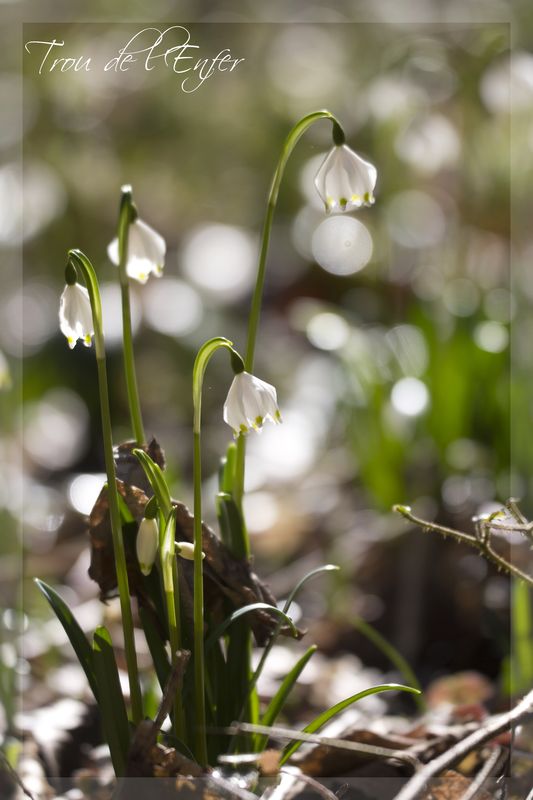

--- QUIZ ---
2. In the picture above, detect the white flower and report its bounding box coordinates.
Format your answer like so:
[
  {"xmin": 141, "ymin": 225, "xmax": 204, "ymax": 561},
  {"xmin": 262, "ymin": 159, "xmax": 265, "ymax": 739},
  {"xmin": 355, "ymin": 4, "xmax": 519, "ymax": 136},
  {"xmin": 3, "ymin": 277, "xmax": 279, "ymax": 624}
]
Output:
[
  {"xmin": 223, "ymin": 371, "xmax": 282, "ymax": 437},
  {"xmin": 176, "ymin": 541, "xmax": 205, "ymax": 561},
  {"xmin": 59, "ymin": 283, "xmax": 94, "ymax": 349},
  {"xmin": 314, "ymin": 144, "xmax": 377, "ymax": 213},
  {"xmin": 108, "ymin": 219, "xmax": 166, "ymax": 284},
  {"xmin": 136, "ymin": 517, "xmax": 159, "ymax": 576}
]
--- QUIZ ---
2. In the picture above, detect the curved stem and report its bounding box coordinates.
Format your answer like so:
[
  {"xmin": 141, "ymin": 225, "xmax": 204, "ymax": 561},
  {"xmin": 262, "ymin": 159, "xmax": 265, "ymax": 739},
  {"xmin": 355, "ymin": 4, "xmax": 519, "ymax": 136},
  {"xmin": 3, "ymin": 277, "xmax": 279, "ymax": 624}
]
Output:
[
  {"xmin": 117, "ymin": 186, "xmax": 145, "ymax": 445},
  {"xmin": 69, "ymin": 248, "xmax": 143, "ymax": 726},
  {"xmin": 234, "ymin": 110, "xmax": 343, "ymax": 514},
  {"xmin": 192, "ymin": 336, "xmax": 240, "ymax": 765}
]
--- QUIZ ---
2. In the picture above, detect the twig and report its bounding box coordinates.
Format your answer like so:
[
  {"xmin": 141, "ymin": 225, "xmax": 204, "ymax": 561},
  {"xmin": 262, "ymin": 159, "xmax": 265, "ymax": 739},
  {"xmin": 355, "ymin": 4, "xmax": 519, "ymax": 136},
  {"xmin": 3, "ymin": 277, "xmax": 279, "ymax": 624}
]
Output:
[
  {"xmin": 228, "ymin": 721, "xmax": 420, "ymax": 771},
  {"xmin": 280, "ymin": 766, "xmax": 339, "ymax": 799},
  {"xmin": 123, "ymin": 650, "xmax": 201, "ymax": 783},
  {"xmin": 0, "ymin": 750, "xmax": 37, "ymax": 800},
  {"xmin": 393, "ymin": 688, "xmax": 533, "ymax": 800},
  {"xmin": 459, "ymin": 745, "xmax": 502, "ymax": 800},
  {"xmin": 153, "ymin": 649, "xmax": 190, "ymax": 733},
  {"xmin": 393, "ymin": 505, "xmax": 533, "ymax": 588}
]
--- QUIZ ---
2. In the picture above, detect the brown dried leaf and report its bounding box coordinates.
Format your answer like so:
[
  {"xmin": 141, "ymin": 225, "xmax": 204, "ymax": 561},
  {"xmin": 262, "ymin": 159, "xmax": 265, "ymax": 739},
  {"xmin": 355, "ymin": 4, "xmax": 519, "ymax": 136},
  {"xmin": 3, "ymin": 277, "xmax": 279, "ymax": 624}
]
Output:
[
  {"xmin": 296, "ymin": 729, "xmax": 414, "ymax": 777},
  {"xmin": 114, "ymin": 437, "xmax": 166, "ymax": 493},
  {"xmin": 88, "ymin": 479, "xmax": 148, "ymax": 597},
  {"xmin": 420, "ymin": 770, "xmax": 492, "ymax": 800},
  {"xmin": 86, "ymin": 440, "xmax": 301, "ymax": 645}
]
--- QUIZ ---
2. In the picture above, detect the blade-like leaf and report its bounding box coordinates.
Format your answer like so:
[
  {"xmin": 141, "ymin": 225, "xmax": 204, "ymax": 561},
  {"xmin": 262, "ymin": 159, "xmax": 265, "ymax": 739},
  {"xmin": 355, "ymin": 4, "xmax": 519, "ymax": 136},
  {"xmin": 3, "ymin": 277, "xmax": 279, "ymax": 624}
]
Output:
[
  {"xmin": 240, "ymin": 564, "xmax": 340, "ymax": 740},
  {"xmin": 255, "ymin": 645, "xmax": 317, "ymax": 751},
  {"xmin": 282, "ymin": 564, "xmax": 339, "ymax": 614},
  {"xmin": 133, "ymin": 449, "xmax": 172, "ymax": 518},
  {"xmin": 351, "ymin": 616, "xmax": 424, "ymax": 710},
  {"xmin": 92, "ymin": 626, "xmax": 131, "ymax": 777},
  {"xmin": 261, "ymin": 646, "xmax": 317, "ymax": 729},
  {"xmin": 139, "ymin": 607, "xmax": 171, "ymax": 694},
  {"xmin": 280, "ymin": 683, "xmax": 421, "ymax": 764},
  {"xmin": 34, "ymin": 578, "xmax": 98, "ymax": 702},
  {"xmin": 205, "ymin": 603, "xmax": 298, "ymax": 654},
  {"xmin": 216, "ymin": 492, "xmax": 246, "ymax": 557}
]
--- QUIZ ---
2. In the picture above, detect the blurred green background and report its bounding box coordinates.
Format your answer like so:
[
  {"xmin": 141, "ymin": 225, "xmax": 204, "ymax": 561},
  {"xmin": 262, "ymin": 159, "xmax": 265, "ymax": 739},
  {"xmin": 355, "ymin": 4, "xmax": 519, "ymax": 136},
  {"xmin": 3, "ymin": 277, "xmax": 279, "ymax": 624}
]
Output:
[{"xmin": 2, "ymin": 10, "xmax": 532, "ymax": 732}]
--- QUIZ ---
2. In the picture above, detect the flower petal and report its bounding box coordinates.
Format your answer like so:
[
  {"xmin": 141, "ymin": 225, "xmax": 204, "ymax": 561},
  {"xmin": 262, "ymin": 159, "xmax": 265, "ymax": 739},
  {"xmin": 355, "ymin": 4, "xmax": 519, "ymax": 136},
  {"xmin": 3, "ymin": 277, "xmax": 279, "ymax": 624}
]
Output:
[{"xmin": 315, "ymin": 144, "xmax": 377, "ymax": 214}]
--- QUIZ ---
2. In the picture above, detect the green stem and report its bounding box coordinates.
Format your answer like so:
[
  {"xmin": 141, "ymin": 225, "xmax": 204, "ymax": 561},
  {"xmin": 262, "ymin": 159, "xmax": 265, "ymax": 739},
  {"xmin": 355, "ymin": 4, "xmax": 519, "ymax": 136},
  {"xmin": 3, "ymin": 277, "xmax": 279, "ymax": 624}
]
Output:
[
  {"xmin": 69, "ymin": 248, "xmax": 143, "ymax": 725},
  {"xmin": 117, "ymin": 186, "xmax": 145, "ymax": 445},
  {"xmin": 192, "ymin": 336, "xmax": 241, "ymax": 765},
  {"xmin": 235, "ymin": 110, "xmax": 343, "ymax": 513},
  {"xmin": 161, "ymin": 508, "xmax": 185, "ymax": 739}
]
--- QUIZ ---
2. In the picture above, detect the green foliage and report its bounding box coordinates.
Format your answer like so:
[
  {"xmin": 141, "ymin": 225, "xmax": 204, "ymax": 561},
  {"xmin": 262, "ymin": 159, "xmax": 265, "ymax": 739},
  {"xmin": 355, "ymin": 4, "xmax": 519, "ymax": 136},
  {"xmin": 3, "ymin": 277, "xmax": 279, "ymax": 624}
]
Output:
[
  {"xmin": 280, "ymin": 684, "xmax": 422, "ymax": 764},
  {"xmin": 92, "ymin": 626, "xmax": 131, "ymax": 776}
]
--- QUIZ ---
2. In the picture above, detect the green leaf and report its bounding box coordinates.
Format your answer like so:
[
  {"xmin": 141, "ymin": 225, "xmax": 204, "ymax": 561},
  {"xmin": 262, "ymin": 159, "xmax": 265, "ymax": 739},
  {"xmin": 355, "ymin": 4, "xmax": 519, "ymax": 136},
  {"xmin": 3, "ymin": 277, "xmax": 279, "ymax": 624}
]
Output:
[
  {"xmin": 138, "ymin": 607, "xmax": 171, "ymax": 694},
  {"xmin": 261, "ymin": 646, "xmax": 317, "ymax": 729},
  {"xmin": 351, "ymin": 616, "xmax": 425, "ymax": 711},
  {"xmin": 282, "ymin": 564, "xmax": 339, "ymax": 614},
  {"xmin": 256, "ymin": 645, "xmax": 317, "ymax": 750},
  {"xmin": 512, "ymin": 580, "xmax": 533, "ymax": 690},
  {"xmin": 241, "ymin": 564, "xmax": 339, "ymax": 740},
  {"xmin": 116, "ymin": 490, "xmax": 135, "ymax": 524},
  {"xmin": 92, "ymin": 626, "xmax": 131, "ymax": 776},
  {"xmin": 280, "ymin": 683, "xmax": 421, "ymax": 765},
  {"xmin": 133, "ymin": 449, "xmax": 172, "ymax": 518},
  {"xmin": 205, "ymin": 603, "xmax": 298, "ymax": 654},
  {"xmin": 34, "ymin": 579, "xmax": 98, "ymax": 702},
  {"xmin": 216, "ymin": 492, "xmax": 246, "ymax": 557},
  {"xmin": 219, "ymin": 442, "xmax": 237, "ymax": 495}
]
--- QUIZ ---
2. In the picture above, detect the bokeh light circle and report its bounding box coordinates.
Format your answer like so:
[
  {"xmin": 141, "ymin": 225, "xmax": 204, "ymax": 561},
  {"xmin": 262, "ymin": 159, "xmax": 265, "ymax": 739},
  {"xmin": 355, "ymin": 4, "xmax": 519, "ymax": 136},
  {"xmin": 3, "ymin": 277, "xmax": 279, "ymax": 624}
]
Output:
[{"xmin": 312, "ymin": 216, "xmax": 373, "ymax": 276}]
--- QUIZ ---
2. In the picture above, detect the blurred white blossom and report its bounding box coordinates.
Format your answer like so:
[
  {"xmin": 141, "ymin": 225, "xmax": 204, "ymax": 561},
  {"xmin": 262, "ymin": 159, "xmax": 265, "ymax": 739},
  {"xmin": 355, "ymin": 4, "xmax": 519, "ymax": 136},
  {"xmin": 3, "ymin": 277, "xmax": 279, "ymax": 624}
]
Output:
[{"xmin": 108, "ymin": 218, "xmax": 166, "ymax": 284}]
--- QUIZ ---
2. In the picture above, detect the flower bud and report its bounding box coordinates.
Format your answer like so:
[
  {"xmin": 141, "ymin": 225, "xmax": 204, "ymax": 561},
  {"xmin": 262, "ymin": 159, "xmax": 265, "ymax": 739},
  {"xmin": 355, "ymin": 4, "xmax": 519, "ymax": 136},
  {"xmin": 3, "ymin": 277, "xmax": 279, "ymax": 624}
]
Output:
[
  {"xmin": 176, "ymin": 541, "xmax": 204, "ymax": 561},
  {"xmin": 136, "ymin": 517, "xmax": 159, "ymax": 576}
]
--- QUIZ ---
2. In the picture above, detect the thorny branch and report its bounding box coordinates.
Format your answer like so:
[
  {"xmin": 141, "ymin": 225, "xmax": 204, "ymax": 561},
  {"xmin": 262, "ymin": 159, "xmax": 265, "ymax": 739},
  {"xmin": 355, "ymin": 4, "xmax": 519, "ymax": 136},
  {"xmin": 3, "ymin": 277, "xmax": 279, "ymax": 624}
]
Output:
[
  {"xmin": 458, "ymin": 745, "xmax": 503, "ymax": 800},
  {"xmin": 393, "ymin": 687, "xmax": 533, "ymax": 800},
  {"xmin": 393, "ymin": 499, "xmax": 533, "ymax": 588}
]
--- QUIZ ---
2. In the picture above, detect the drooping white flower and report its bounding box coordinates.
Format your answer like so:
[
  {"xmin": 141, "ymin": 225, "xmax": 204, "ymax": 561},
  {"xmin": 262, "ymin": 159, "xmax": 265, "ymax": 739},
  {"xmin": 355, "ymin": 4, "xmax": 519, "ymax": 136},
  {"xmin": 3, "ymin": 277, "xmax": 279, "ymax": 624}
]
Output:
[
  {"xmin": 223, "ymin": 371, "xmax": 282, "ymax": 437},
  {"xmin": 59, "ymin": 283, "xmax": 94, "ymax": 349},
  {"xmin": 108, "ymin": 219, "xmax": 166, "ymax": 284},
  {"xmin": 314, "ymin": 144, "xmax": 377, "ymax": 214},
  {"xmin": 136, "ymin": 517, "xmax": 159, "ymax": 576},
  {"xmin": 176, "ymin": 541, "xmax": 205, "ymax": 561}
]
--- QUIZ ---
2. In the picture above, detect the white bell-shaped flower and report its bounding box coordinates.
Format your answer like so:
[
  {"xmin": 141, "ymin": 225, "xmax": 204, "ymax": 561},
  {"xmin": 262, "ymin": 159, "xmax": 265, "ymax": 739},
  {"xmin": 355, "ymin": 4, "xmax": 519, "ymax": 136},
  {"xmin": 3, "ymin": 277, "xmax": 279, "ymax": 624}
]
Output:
[
  {"xmin": 59, "ymin": 283, "xmax": 94, "ymax": 349},
  {"xmin": 136, "ymin": 517, "xmax": 159, "ymax": 576},
  {"xmin": 108, "ymin": 219, "xmax": 166, "ymax": 284},
  {"xmin": 223, "ymin": 371, "xmax": 282, "ymax": 437},
  {"xmin": 314, "ymin": 144, "xmax": 377, "ymax": 213}
]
